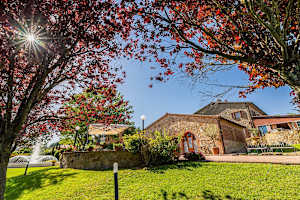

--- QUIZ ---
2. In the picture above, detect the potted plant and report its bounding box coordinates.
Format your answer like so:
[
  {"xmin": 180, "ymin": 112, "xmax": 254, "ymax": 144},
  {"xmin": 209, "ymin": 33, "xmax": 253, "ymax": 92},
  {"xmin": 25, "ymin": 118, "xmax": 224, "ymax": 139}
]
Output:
[{"xmin": 202, "ymin": 125, "xmax": 220, "ymax": 155}]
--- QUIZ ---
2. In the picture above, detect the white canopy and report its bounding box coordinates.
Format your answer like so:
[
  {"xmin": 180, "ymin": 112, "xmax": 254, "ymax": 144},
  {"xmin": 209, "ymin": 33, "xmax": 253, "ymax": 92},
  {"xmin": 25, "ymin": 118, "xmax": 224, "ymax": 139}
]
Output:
[{"xmin": 88, "ymin": 124, "xmax": 131, "ymax": 136}]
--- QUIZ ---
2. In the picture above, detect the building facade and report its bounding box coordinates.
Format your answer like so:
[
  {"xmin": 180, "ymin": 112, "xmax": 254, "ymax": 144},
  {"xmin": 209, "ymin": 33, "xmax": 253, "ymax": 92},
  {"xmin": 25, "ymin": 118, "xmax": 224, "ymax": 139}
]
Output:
[
  {"xmin": 146, "ymin": 113, "xmax": 247, "ymax": 154},
  {"xmin": 195, "ymin": 100, "xmax": 300, "ymax": 136},
  {"xmin": 253, "ymin": 115, "xmax": 300, "ymax": 135},
  {"xmin": 194, "ymin": 101, "xmax": 266, "ymax": 129},
  {"xmin": 146, "ymin": 100, "xmax": 300, "ymax": 155}
]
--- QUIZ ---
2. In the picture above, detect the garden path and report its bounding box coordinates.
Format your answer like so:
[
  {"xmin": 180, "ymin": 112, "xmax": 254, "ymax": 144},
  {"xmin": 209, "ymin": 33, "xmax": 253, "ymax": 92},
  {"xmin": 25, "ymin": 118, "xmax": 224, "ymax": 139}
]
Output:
[{"xmin": 205, "ymin": 155, "xmax": 300, "ymax": 165}]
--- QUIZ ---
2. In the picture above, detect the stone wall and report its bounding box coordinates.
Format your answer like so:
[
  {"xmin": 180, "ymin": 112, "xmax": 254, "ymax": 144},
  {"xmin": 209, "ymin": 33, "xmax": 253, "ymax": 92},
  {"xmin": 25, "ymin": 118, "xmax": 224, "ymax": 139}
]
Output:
[
  {"xmin": 146, "ymin": 113, "xmax": 247, "ymax": 154},
  {"xmin": 263, "ymin": 130, "xmax": 300, "ymax": 145},
  {"xmin": 220, "ymin": 119, "xmax": 247, "ymax": 153},
  {"xmin": 60, "ymin": 151, "xmax": 144, "ymax": 170},
  {"xmin": 219, "ymin": 108, "xmax": 253, "ymax": 128},
  {"xmin": 146, "ymin": 114, "xmax": 223, "ymax": 154},
  {"xmin": 217, "ymin": 104, "xmax": 265, "ymax": 129}
]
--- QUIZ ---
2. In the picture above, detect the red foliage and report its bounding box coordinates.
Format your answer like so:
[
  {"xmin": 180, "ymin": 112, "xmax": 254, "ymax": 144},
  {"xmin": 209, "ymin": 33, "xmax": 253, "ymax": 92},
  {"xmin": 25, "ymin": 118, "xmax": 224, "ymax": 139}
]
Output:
[
  {"xmin": 59, "ymin": 86, "xmax": 133, "ymax": 139},
  {"xmin": 119, "ymin": 0, "xmax": 299, "ymax": 97},
  {"xmin": 0, "ymin": 0, "xmax": 130, "ymax": 145}
]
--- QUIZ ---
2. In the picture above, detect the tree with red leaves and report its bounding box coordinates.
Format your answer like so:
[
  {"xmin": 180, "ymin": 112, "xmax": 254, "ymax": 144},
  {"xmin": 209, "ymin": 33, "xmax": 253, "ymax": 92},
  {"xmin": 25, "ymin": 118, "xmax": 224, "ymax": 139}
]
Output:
[
  {"xmin": 120, "ymin": 0, "xmax": 300, "ymax": 100},
  {"xmin": 0, "ymin": 1, "xmax": 128, "ymax": 198},
  {"xmin": 60, "ymin": 86, "xmax": 133, "ymax": 149}
]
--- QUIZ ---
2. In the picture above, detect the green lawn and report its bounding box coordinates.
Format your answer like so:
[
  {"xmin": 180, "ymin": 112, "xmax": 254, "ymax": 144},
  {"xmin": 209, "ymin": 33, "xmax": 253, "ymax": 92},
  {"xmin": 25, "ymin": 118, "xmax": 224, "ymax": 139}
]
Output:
[{"xmin": 6, "ymin": 162, "xmax": 300, "ymax": 200}]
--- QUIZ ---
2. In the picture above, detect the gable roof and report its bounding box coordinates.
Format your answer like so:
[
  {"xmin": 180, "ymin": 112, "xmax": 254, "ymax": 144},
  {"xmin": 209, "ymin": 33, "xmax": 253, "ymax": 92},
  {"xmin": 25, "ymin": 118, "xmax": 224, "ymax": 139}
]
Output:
[
  {"xmin": 88, "ymin": 124, "xmax": 130, "ymax": 135},
  {"xmin": 253, "ymin": 114, "xmax": 300, "ymax": 119},
  {"xmin": 194, "ymin": 101, "xmax": 267, "ymax": 115},
  {"xmin": 252, "ymin": 114, "xmax": 300, "ymax": 126},
  {"xmin": 146, "ymin": 113, "xmax": 246, "ymax": 130}
]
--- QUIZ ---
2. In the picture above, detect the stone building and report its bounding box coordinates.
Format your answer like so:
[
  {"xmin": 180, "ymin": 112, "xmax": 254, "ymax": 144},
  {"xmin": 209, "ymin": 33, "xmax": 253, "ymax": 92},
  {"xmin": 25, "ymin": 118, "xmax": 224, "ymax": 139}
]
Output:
[
  {"xmin": 194, "ymin": 100, "xmax": 300, "ymax": 136},
  {"xmin": 252, "ymin": 115, "xmax": 300, "ymax": 135},
  {"xmin": 146, "ymin": 113, "xmax": 247, "ymax": 154},
  {"xmin": 194, "ymin": 101, "xmax": 266, "ymax": 128},
  {"xmin": 146, "ymin": 100, "xmax": 300, "ymax": 155}
]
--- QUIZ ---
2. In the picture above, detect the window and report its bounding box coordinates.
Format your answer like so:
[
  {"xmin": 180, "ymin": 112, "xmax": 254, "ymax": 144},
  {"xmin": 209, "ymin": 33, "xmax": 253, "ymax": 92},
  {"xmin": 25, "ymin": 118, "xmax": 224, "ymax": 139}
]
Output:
[
  {"xmin": 240, "ymin": 111, "xmax": 248, "ymax": 119},
  {"xmin": 251, "ymin": 110, "xmax": 257, "ymax": 116},
  {"xmin": 232, "ymin": 112, "xmax": 241, "ymax": 120},
  {"xmin": 277, "ymin": 123, "xmax": 291, "ymax": 130},
  {"xmin": 258, "ymin": 125, "xmax": 268, "ymax": 136}
]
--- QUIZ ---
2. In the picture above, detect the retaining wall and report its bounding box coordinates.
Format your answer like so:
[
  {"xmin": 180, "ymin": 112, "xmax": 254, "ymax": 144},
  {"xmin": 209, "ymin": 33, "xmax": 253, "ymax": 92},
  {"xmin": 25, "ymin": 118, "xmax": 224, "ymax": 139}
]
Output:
[
  {"xmin": 8, "ymin": 162, "xmax": 54, "ymax": 168},
  {"xmin": 60, "ymin": 151, "xmax": 144, "ymax": 170}
]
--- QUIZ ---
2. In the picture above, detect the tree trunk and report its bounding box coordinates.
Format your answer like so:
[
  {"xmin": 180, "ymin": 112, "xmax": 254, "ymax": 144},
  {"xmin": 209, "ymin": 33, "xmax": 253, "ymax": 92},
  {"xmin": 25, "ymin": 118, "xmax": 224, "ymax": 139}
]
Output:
[{"xmin": 0, "ymin": 145, "xmax": 10, "ymax": 200}]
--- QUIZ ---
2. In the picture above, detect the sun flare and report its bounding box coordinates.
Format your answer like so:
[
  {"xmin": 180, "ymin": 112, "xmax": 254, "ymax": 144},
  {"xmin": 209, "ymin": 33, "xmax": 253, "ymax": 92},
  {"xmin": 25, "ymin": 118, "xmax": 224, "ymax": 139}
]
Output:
[
  {"xmin": 15, "ymin": 23, "xmax": 49, "ymax": 57},
  {"xmin": 26, "ymin": 33, "xmax": 37, "ymax": 43}
]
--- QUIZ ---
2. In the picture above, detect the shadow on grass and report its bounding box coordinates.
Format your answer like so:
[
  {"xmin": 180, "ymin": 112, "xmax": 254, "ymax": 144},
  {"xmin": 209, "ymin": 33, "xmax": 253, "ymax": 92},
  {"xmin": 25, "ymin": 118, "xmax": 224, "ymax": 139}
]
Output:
[
  {"xmin": 158, "ymin": 190, "xmax": 244, "ymax": 200},
  {"xmin": 160, "ymin": 189, "xmax": 190, "ymax": 200},
  {"xmin": 148, "ymin": 161, "xmax": 204, "ymax": 174},
  {"xmin": 5, "ymin": 167, "xmax": 77, "ymax": 200},
  {"xmin": 202, "ymin": 190, "xmax": 244, "ymax": 200}
]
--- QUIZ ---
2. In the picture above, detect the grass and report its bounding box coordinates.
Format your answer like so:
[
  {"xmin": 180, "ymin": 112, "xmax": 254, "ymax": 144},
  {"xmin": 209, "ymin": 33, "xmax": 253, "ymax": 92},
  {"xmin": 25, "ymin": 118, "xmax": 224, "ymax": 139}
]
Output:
[
  {"xmin": 6, "ymin": 162, "xmax": 300, "ymax": 200},
  {"xmin": 293, "ymin": 144, "xmax": 300, "ymax": 150}
]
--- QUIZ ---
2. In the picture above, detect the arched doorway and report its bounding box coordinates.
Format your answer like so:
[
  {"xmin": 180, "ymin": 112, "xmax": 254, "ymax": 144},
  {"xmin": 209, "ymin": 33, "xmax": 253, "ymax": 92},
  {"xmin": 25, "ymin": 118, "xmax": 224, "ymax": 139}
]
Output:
[{"xmin": 181, "ymin": 132, "xmax": 198, "ymax": 153}]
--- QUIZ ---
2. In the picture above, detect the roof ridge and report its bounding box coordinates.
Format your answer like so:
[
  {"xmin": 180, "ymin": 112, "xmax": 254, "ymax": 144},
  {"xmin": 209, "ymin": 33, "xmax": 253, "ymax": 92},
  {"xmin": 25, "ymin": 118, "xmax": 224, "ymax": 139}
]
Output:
[{"xmin": 146, "ymin": 113, "xmax": 246, "ymax": 130}]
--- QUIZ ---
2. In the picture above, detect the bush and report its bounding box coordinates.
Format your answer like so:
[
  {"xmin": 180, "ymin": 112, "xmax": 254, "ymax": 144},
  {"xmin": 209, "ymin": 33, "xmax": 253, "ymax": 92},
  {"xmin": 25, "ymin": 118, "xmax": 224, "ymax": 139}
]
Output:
[
  {"xmin": 54, "ymin": 150, "xmax": 61, "ymax": 160},
  {"xmin": 292, "ymin": 144, "xmax": 300, "ymax": 151},
  {"xmin": 184, "ymin": 152, "xmax": 205, "ymax": 161},
  {"xmin": 42, "ymin": 148, "xmax": 53, "ymax": 155},
  {"xmin": 123, "ymin": 133, "xmax": 147, "ymax": 153},
  {"xmin": 86, "ymin": 144, "xmax": 95, "ymax": 152},
  {"xmin": 21, "ymin": 147, "xmax": 32, "ymax": 154},
  {"xmin": 103, "ymin": 143, "xmax": 113, "ymax": 150},
  {"xmin": 113, "ymin": 143, "xmax": 123, "ymax": 151},
  {"xmin": 124, "ymin": 131, "xmax": 179, "ymax": 166}
]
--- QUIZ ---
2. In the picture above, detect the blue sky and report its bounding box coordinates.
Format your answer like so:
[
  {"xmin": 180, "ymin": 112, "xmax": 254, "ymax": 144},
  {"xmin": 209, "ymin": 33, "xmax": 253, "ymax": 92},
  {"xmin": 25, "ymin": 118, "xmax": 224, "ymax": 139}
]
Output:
[{"xmin": 118, "ymin": 59, "xmax": 297, "ymax": 128}]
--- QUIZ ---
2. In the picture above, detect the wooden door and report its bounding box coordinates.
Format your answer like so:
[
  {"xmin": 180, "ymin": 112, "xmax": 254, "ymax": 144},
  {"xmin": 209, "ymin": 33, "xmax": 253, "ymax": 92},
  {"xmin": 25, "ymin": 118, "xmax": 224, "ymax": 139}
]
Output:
[{"xmin": 182, "ymin": 132, "xmax": 196, "ymax": 153}]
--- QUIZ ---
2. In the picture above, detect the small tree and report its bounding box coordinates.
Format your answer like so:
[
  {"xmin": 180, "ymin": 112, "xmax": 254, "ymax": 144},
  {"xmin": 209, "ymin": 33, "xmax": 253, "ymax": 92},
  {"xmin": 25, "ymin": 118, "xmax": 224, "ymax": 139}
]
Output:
[
  {"xmin": 202, "ymin": 125, "xmax": 220, "ymax": 148},
  {"xmin": 60, "ymin": 86, "xmax": 134, "ymax": 149}
]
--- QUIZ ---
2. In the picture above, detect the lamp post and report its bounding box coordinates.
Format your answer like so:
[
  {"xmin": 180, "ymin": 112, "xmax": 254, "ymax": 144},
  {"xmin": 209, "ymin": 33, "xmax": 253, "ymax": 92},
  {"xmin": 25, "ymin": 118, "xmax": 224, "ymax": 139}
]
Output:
[
  {"xmin": 74, "ymin": 126, "xmax": 80, "ymax": 148},
  {"xmin": 140, "ymin": 115, "xmax": 146, "ymax": 131},
  {"xmin": 113, "ymin": 162, "xmax": 119, "ymax": 200}
]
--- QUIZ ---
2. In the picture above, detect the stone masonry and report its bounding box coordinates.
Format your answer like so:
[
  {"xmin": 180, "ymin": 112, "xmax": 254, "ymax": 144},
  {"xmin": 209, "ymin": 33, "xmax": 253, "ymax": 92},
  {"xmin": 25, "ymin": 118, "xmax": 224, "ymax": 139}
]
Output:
[
  {"xmin": 61, "ymin": 151, "xmax": 144, "ymax": 170},
  {"xmin": 146, "ymin": 113, "xmax": 247, "ymax": 154},
  {"xmin": 195, "ymin": 102, "xmax": 266, "ymax": 129}
]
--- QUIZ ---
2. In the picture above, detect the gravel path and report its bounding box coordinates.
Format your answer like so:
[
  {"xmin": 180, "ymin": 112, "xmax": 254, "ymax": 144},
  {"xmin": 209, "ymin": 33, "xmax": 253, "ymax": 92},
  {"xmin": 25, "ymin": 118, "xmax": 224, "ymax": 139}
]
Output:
[{"xmin": 205, "ymin": 155, "xmax": 300, "ymax": 165}]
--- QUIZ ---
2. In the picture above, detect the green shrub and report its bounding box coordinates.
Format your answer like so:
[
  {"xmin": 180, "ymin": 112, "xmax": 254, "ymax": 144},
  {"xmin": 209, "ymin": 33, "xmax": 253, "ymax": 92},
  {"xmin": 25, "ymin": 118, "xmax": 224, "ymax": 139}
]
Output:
[
  {"xmin": 42, "ymin": 148, "xmax": 53, "ymax": 155},
  {"xmin": 113, "ymin": 143, "xmax": 123, "ymax": 151},
  {"xmin": 124, "ymin": 131, "xmax": 179, "ymax": 166},
  {"xmin": 15, "ymin": 147, "xmax": 32, "ymax": 154},
  {"xmin": 292, "ymin": 144, "xmax": 300, "ymax": 151},
  {"xmin": 184, "ymin": 152, "xmax": 205, "ymax": 161},
  {"xmin": 22, "ymin": 148, "xmax": 32, "ymax": 153},
  {"xmin": 54, "ymin": 150, "xmax": 60, "ymax": 160},
  {"xmin": 103, "ymin": 143, "xmax": 113, "ymax": 150},
  {"xmin": 123, "ymin": 133, "xmax": 147, "ymax": 153},
  {"xmin": 147, "ymin": 131, "xmax": 179, "ymax": 165},
  {"xmin": 86, "ymin": 144, "xmax": 95, "ymax": 152}
]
